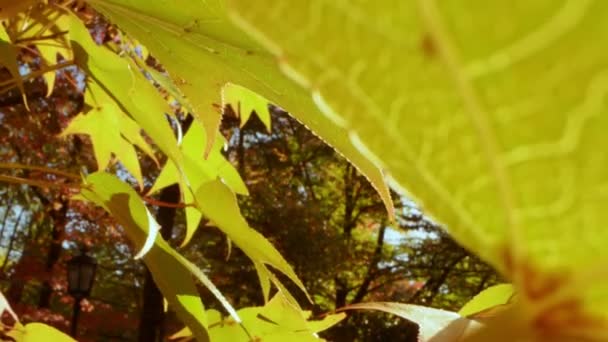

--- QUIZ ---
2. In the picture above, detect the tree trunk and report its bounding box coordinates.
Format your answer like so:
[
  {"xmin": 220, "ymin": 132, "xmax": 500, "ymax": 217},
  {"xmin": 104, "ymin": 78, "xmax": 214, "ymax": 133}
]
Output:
[
  {"xmin": 137, "ymin": 184, "xmax": 180, "ymax": 342},
  {"xmin": 38, "ymin": 197, "xmax": 68, "ymax": 308},
  {"xmin": 1, "ymin": 209, "xmax": 25, "ymax": 272},
  {"xmin": 352, "ymin": 223, "xmax": 387, "ymax": 304},
  {"xmin": 0, "ymin": 198, "xmax": 14, "ymax": 243}
]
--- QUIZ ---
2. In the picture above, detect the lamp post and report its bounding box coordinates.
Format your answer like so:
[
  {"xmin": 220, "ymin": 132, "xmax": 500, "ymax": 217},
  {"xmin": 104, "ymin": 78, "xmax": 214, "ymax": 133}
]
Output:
[{"xmin": 67, "ymin": 247, "xmax": 97, "ymax": 338}]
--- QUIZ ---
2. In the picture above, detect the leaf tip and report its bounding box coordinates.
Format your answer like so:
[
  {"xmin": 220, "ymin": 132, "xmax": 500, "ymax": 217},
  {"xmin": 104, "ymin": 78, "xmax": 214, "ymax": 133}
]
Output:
[{"xmin": 133, "ymin": 208, "xmax": 161, "ymax": 259}]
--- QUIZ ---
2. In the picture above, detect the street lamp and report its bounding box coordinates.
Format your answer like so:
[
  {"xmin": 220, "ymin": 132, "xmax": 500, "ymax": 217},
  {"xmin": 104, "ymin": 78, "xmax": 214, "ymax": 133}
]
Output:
[{"xmin": 67, "ymin": 247, "xmax": 97, "ymax": 338}]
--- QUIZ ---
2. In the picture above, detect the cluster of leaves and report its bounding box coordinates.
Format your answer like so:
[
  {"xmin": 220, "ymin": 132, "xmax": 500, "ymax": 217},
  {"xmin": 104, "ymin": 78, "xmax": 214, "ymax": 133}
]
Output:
[
  {"xmin": 0, "ymin": 1, "xmax": 352, "ymax": 340},
  {"xmin": 1, "ymin": 0, "xmax": 607, "ymax": 341}
]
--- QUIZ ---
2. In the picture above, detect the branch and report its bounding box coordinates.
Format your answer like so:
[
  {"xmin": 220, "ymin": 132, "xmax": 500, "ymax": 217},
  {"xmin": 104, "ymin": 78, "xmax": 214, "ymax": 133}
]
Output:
[
  {"xmin": 351, "ymin": 223, "xmax": 387, "ymax": 304},
  {"xmin": 408, "ymin": 252, "xmax": 467, "ymax": 304},
  {"xmin": 0, "ymin": 174, "xmax": 80, "ymax": 190},
  {"xmin": 141, "ymin": 195, "xmax": 193, "ymax": 209},
  {"xmin": 0, "ymin": 60, "xmax": 74, "ymax": 92},
  {"xmin": 365, "ymin": 275, "xmax": 417, "ymax": 295},
  {"xmin": 13, "ymin": 31, "xmax": 69, "ymax": 44},
  {"xmin": 0, "ymin": 162, "xmax": 80, "ymax": 180}
]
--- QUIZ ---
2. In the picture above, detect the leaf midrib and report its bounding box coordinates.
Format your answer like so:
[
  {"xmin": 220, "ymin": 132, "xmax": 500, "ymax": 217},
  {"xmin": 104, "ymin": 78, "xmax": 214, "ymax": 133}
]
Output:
[{"xmin": 417, "ymin": 0, "xmax": 520, "ymax": 263}]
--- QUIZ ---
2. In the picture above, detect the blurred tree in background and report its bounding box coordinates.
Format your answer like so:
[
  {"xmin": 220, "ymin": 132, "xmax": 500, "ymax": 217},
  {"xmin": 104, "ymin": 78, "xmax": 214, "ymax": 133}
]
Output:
[{"xmin": 0, "ymin": 92, "xmax": 500, "ymax": 341}]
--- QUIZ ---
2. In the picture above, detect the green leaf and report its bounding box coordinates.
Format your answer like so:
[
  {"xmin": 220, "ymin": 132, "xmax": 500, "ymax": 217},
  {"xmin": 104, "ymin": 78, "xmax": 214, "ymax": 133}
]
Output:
[
  {"xmin": 209, "ymin": 294, "xmax": 344, "ymax": 342},
  {"xmin": 7, "ymin": 323, "xmax": 75, "ymax": 342},
  {"xmin": 223, "ymin": 83, "xmax": 271, "ymax": 131},
  {"xmin": 149, "ymin": 120, "xmax": 247, "ymax": 246},
  {"xmin": 169, "ymin": 310, "xmax": 224, "ymax": 341},
  {"xmin": 86, "ymin": 0, "xmax": 251, "ymax": 157},
  {"xmin": 305, "ymin": 312, "xmax": 346, "ymax": 334},
  {"xmin": 80, "ymin": 172, "xmax": 210, "ymax": 342},
  {"xmin": 144, "ymin": 66, "xmax": 194, "ymax": 114},
  {"xmin": 253, "ymin": 261, "xmax": 272, "ymax": 303},
  {"xmin": 86, "ymin": 0, "xmax": 394, "ymax": 221},
  {"xmin": 56, "ymin": 13, "xmax": 182, "ymax": 166},
  {"xmin": 459, "ymin": 284, "xmax": 514, "ymax": 318},
  {"xmin": 149, "ymin": 120, "xmax": 247, "ymax": 197},
  {"xmin": 340, "ymin": 302, "xmax": 481, "ymax": 342},
  {"xmin": 63, "ymin": 81, "xmax": 158, "ymax": 189},
  {"xmin": 226, "ymin": 0, "xmax": 608, "ymax": 336},
  {"xmin": 12, "ymin": 5, "xmax": 73, "ymax": 97},
  {"xmin": 0, "ymin": 26, "xmax": 26, "ymax": 104},
  {"xmin": 169, "ymin": 326, "xmax": 193, "ymax": 341},
  {"xmin": 195, "ymin": 179, "xmax": 309, "ymax": 304}
]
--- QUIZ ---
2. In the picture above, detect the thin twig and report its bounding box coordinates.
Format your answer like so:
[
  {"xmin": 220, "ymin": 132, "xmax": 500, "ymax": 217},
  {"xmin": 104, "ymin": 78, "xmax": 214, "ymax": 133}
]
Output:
[
  {"xmin": 62, "ymin": 68, "xmax": 80, "ymax": 89},
  {"xmin": 0, "ymin": 60, "xmax": 75, "ymax": 92},
  {"xmin": 0, "ymin": 174, "xmax": 80, "ymax": 190},
  {"xmin": 0, "ymin": 162, "xmax": 80, "ymax": 180},
  {"xmin": 141, "ymin": 196, "xmax": 193, "ymax": 209},
  {"xmin": 14, "ymin": 30, "xmax": 69, "ymax": 44}
]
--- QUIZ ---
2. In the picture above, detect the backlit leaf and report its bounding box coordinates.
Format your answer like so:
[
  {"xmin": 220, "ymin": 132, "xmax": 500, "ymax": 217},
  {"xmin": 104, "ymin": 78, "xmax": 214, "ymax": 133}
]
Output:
[
  {"xmin": 305, "ymin": 312, "xmax": 346, "ymax": 334},
  {"xmin": 209, "ymin": 294, "xmax": 343, "ymax": 342},
  {"xmin": 253, "ymin": 261, "xmax": 272, "ymax": 303},
  {"xmin": 340, "ymin": 302, "xmax": 481, "ymax": 342},
  {"xmin": 80, "ymin": 172, "xmax": 210, "ymax": 342},
  {"xmin": 223, "ymin": 83, "xmax": 271, "ymax": 131},
  {"xmin": 11, "ymin": 6, "xmax": 73, "ymax": 96},
  {"xmin": 195, "ymin": 179, "xmax": 309, "ymax": 304},
  {"xmin": 62, "ymin": 81, "xmax": 158, "ymax": 189},
  {"xmin": 149, "ymin": 120, "xmax": 247, "ymax": 246},
  {"xmin": 145, "ymin": 66, "xmax": 194, "ymax": 114},
  {"xmin": 7, "ymin": 323, "xmax": 76, "ymax": 342},
  {"xmin": 226, "ymin": 0, "xmax": 608, "ymax": 337},
  {"xmin": 57, "ymin": 13, "xmax": 182, "ymax": 166},
  {"xmin": 86, "ymin": 0, "xmax": 395, "ymax": 221},
  {"xmin": 459, "ymin": 284, "xmax": 514, "ymax": 318},
  {"xmin": 0, "ymin": 26, "xmax": 26, "ymax": 104},
  {"xmin": 169, "ymin": 326, "xmax": 193, "ymax": 341}
]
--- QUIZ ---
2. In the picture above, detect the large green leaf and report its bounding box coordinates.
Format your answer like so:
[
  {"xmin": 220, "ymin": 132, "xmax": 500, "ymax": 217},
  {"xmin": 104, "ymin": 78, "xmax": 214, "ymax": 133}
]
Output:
[
  {"xmin": 81, "ymin": 172, "xmax": 212, "ymax": 342},
  {"xmin": 86, "ymin": 0, "xmax": 395, "ymax": 221},
  {"xmin": 225, "ymin": 0, "xmax": 608, "ymax": 338}
]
